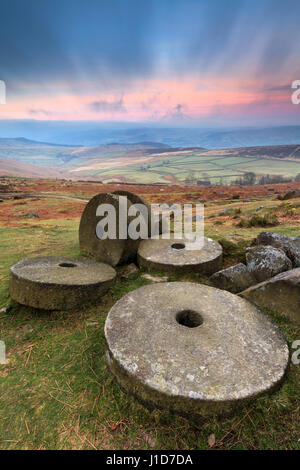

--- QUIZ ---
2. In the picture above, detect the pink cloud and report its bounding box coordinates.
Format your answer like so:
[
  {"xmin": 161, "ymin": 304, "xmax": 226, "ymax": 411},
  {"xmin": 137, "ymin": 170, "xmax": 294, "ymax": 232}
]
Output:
[{"xmin": 0, "ymin": 77, "xmax": 297, "ymax": 122}]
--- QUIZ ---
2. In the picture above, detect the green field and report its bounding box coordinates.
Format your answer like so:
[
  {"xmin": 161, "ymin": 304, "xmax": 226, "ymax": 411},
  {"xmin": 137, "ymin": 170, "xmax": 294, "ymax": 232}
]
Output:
[
  {"xmin": 91, "ymin": 151, "xmax": 300, "ymax": 183},
  {"xmin": 1, "ymin": 139, "xmax": 300, "ymax": 183}
]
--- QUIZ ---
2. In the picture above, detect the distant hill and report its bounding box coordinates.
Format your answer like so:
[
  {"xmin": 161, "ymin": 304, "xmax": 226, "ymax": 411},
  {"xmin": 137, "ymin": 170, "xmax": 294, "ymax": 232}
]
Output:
[
  {"xmin": 0, "ymin": 158, "xmax": 63, "ymax": 178},
  {"xmin": 67, "ymin": 144, "xmax": 300, "ymax": 184},
  {"xmin": 0, "ymin": 137, "xmax": 73, "ymax": 147},
  {"xmin": 0, "ymin": 139, "xmax": 173, "ymax": 169},
  {"xmin": 1, "ymin": 121, "xmax": 300, "ymax": 147},
  {"xmin": 0, "ymin": 138, "xmax": 299, "ymax": 183},
  {"xmin": 202, "ymin": 144, "xmax": 300, "ymax": 161}
]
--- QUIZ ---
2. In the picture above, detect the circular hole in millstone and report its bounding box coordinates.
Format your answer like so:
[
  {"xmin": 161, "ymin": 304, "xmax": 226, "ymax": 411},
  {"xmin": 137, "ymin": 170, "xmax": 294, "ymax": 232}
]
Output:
[
  {"xmin": 176, "ymin": 309, "xmax": 203, "ymax": 328},
  {"xmin": 171, "ymin": 243, "xmax": 185, "ymax": 250},
  {"xmin": 59, "ymin": 262, "xmax": 77, "ymax": 268}
]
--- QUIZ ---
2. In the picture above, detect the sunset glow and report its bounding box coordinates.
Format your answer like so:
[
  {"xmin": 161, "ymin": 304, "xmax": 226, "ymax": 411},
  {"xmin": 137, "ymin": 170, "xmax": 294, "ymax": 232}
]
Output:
[{"xmin": 0, "ymin": 0, "xmax": 300, "ymax": 127}]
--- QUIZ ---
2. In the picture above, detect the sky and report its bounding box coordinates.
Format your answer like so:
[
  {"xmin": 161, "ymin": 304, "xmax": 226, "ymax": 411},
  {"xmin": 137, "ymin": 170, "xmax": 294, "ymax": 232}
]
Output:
[{"xmin": 0, "ymin": 0, "xmax": 300, "ymax": 127}]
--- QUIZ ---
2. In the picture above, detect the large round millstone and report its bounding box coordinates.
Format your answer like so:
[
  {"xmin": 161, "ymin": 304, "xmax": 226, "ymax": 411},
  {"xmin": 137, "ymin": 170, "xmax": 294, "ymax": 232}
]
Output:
[
  {"xmin": 9, "ymin": 256, "xmax": 116, "ymax": 310},
  {"xmin": 105, "ymin": 282, "xmax": 289, "ymax": 419},
  {"xmin": 137, "ymin": 235, "xmax": 223, "ymax": 274},
  {"xmin": 79, "ymin": 193, "xmax": 138, "ymax": 266}
]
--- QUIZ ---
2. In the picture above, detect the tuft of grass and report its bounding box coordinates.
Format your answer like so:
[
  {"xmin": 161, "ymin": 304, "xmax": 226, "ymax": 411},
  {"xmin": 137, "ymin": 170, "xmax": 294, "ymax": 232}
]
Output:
[
  {"xmin": 217, "ymin": 238, "xmax": 249, "ymax": 264},
  {"xmin": 237, "ymin": 213, "xmax": 279, "ymax": 228}
]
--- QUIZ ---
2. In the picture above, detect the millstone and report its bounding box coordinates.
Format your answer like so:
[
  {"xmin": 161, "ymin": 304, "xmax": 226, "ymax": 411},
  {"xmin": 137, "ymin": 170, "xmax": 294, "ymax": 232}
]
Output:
[
  {"xmin": 105, "ymin": 282, "xmax": 289, "ymax": 419},
  {"xmin": 9, "ymin": 256, "xmax": 116, "ymax": 310},
  {"xmin": 79, "ymin": 193, "xmax": 138, "ymax": 266},
  {"xmin": 137, "ymin": 234, "xmax": 223, "ymax": 274}
]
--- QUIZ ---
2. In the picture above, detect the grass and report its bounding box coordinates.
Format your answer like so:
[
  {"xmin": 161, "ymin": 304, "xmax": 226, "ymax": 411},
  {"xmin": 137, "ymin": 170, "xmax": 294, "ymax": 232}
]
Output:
[
  {"xmin": 237, "ymin": 213, "xmax": 279, "ymax": 228},
  {"xmin": 0, "ymin": 195, "xmax": 300, "ymax": 450}
]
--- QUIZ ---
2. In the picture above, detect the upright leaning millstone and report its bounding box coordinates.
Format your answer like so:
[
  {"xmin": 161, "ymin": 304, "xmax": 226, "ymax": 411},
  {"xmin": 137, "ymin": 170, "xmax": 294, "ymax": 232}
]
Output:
[
  {"xmin": 79, "ymin": 193, "xmax": 137, "ymax": 266},
  {"xmin": 10, "ymin": 256, "xmax": 116, "ymax": 310},
  {"xmin": 137, "ymin": 234, "xmax": 222, "ymax": 274},
  {"xmin": 105, "ymin": 282, "xmax": 289, "ymax": 419}
]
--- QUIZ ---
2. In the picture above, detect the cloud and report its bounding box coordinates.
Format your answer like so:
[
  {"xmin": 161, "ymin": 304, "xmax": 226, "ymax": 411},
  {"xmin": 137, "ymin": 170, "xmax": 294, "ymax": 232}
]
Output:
[
  {"xmin": 263, "ymin": 84, "xmax": 292, "ymax": 92},
  {"xmin": 28, "ymin": 109, "xmax": 53, "ymax": 117},
  {"xmin": 162, "ymin": 103, "xmax": 192, "ymax": 122},
  {"xmin": 88, "ymin": 96, "xmax": 126, "ymax": 114},
  {"xmin": 1, "ymin": 1, "xmax": 300, "ymax": 126}
]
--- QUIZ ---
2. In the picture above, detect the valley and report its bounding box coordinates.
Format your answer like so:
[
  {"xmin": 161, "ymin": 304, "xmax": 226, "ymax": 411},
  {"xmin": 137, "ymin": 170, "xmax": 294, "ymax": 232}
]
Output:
[{"xmin": 0, "ymin": 138, "xmax": 300, "ymax": 184}]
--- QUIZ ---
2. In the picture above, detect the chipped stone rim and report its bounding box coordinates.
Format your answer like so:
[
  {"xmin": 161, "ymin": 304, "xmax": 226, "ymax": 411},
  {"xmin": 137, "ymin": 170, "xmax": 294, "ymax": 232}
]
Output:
[
  {"xmin": 137, "ymin": 236, "xmax": 223, "ymax": 273},
  {"xmin": 9, "ymin": 256, "xmax": 117, "ymax": 310},
  {"xmin": 10, "ymin": 256, "xmax": 116, "ymax": 286}
]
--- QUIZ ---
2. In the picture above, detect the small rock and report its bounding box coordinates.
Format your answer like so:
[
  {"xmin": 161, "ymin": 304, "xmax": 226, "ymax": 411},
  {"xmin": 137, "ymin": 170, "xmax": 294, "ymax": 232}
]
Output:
[
  {"xmin": 208, "ymin": 433, "xmax": 216, "ymax": 448},
  {"xmin": 292, "ymin": 236, "xmax": 300, "ymax": 249},
  {"xmin": 240, "ymin": 268, "xmax": 300, "ymax": 324},
  {"xmin": 209, "ymin": 263, "xmax": 256, "ymax": 293},
  {"xmin": 16, "ymin": 324, "xmax": 34, "ymax": 335},
  {"xmin": 25, "ymin": 211, "xmax": 40, "ymax": 218},
  {"xmin": 246, "ymin": 245, "xmax": 292, "ymax": 282},
  {"xmin": 277, "ymin": 190, "xmax": 300, "ymax": 200},
  {"xmin": 256, "ymin": 232, "xmax": 300, "ymax": 267},
  {"xmin": 0, "ymin": 307, "xmax": 8, "ymax": 313},
  {"xmin": 119, "ymin": 263, "xmax": 139, "ymax": 278},
  {"xmin": 141, "ymin": 273, "xmax": 169, "ymax": 283},
  {"xmin": 218, "ymin": 208, "xmax": 232, "ymax": 216},
  {"xmin": 145, "ymin": 434, "xmax": 156, "ymax": 448}
]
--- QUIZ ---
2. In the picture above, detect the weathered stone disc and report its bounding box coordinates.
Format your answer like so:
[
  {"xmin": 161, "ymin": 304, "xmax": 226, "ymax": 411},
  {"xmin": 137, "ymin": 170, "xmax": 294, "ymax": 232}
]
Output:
[
  {"xmin": 9, "ymin": 256, "xmax": 116, "ymax": 310},
  {"xmin": 105, "ymin": 282, "xmax": 289, "ymax": 418},
  {"xmin": 137, "ymin": 234, "xmax": 223, "ymax": 274},
  {"xmin": 79, "ymin": 193, "xmax": 136, "ymax": 266}
]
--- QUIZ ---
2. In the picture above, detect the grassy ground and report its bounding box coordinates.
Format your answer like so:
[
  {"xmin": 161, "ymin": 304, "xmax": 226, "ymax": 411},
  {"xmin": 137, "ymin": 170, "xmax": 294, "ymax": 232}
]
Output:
[{"xmin": 0, "ymin": 192, "xmax": 299, "ymax": 450}]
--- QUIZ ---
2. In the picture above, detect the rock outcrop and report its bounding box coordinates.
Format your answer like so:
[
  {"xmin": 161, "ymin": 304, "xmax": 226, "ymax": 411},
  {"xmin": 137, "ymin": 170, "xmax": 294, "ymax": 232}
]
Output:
[
  {"xmin": 209, "ymin": 263, "xmax": 256, "ymax": 293},
  {"xmin": 240, "ymin": 268, "xmax": 300, "ymax": 324},
  {"xmin": 255, "ymin": 232, "xmax": 300, "ymax": 267},
  {"xmin": 246, "ymin": 245, "xmax": 292, "ymax": 282}
]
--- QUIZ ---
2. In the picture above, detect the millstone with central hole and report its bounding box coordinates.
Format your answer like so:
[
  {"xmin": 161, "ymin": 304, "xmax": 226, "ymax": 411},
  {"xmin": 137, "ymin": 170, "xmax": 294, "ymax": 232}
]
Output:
[
  {"xmin": 137, "ymin": 234, "xmax": 223, "ymax": 274},
  {"xmin": 9, "ymin": 256, "xmax": 116, "ymax": 310},
  {"xmin": 105, "ymin": 282, "xmax": 289, "ymax": 419}
]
